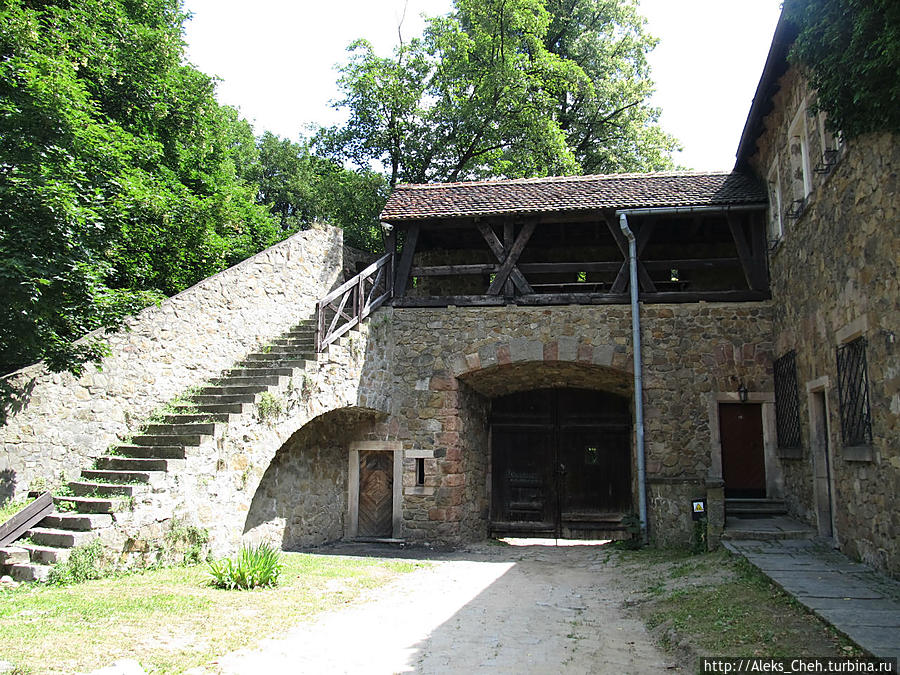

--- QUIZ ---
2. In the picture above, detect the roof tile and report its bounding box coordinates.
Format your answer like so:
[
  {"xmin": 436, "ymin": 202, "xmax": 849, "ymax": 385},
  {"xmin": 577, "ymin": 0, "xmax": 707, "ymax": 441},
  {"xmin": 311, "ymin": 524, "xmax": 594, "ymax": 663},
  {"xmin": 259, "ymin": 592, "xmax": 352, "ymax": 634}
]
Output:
[{"xmin": 381, "ymin": 171, "xmax": 767, "ymax": 221}]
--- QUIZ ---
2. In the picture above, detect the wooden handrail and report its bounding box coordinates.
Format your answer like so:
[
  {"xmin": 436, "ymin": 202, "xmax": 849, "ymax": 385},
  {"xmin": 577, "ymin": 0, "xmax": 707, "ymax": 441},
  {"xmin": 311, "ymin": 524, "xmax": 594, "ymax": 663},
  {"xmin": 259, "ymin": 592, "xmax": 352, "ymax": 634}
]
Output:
[
  {"xmin": 316, "ymin": 253, "xmax": 392, "ymax": 352},
  {"xmin": 0, "ymin": 491, "xmax": 53, "ymax": 547}
]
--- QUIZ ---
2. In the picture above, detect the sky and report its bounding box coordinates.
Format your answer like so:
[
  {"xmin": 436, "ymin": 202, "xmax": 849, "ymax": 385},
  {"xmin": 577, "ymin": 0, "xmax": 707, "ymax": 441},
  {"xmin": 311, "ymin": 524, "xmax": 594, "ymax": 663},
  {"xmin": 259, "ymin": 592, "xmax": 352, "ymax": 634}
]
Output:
[{"xmin": 182, "ymin": 0, "xmax": 784, "ymax": 172}]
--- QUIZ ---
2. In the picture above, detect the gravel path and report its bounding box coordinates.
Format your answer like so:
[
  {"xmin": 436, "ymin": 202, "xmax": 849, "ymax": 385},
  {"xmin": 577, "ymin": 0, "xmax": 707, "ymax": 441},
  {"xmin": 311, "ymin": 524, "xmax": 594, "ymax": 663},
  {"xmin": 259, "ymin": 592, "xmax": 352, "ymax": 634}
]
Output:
[{"xmin": 202, "ymin": 541, "xmax": 679, "ymax": 674}]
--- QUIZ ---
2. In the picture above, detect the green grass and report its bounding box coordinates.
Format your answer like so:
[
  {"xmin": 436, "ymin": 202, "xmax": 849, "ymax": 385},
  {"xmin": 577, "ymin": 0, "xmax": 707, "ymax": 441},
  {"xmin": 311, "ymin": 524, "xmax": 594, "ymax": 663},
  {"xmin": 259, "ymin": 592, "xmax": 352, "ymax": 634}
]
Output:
[
  {"xmin": 0, "ymin": 497, "xmax": 34, "ymax": 523},
  {"xmin": 0, "ymin": 552, "xmax": 426, "ymax": 674},
  {"xmin": 613, "ymin": 548, "xmax": 862, "ymax": 665}
]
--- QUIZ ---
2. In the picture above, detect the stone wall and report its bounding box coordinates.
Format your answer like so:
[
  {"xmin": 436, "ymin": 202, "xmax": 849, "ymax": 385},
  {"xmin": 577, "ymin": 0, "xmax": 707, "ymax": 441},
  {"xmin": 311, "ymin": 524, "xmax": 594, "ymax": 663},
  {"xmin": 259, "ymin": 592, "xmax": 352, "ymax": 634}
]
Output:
[
  {"xmin": 750, "ymin": 65, "xmax": 900, "ymax": 575},
  {"xmin": 0, "ymin": 226, "xmax": 346, "ymax": 501},
  {"xmin": 363, "ymin": 303, "xmax": 774, "ymax": 546}
]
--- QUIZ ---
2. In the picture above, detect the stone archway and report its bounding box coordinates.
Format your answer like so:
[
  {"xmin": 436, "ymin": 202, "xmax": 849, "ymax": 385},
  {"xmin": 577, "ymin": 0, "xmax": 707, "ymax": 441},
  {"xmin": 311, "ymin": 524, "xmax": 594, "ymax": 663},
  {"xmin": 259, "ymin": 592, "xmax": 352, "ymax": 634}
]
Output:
[{"xmin": 243, "ymin": 407, "xmax": 381, "ymax": 549}]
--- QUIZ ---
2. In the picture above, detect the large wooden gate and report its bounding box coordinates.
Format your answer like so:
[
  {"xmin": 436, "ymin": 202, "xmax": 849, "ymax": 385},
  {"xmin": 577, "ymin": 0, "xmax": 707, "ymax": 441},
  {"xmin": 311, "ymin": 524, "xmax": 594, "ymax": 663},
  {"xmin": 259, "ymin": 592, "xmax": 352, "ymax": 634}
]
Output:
[{"xmin": 490, "ymin": 388, "xmax": 632, "ymax": 537}]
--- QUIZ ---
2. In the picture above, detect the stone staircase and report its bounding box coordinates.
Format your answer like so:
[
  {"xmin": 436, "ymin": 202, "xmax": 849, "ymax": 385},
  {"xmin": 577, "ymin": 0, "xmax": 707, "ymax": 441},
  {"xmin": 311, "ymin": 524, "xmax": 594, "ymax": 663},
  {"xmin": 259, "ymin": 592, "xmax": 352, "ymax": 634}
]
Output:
[
  {"xmin": 1, "ymin": 319, "xmax": 322, "ymax": 582},
  {"xmin": 722, "ymin": 498, "xmax": 816, "ymax": 541}
]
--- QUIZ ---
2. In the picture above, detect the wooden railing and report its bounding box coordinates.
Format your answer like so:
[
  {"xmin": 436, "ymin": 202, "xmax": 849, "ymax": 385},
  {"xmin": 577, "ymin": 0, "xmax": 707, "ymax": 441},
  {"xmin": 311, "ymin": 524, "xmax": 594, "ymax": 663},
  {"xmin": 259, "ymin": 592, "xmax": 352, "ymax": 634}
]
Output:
[
  {"xmin": 316, "ymin": 252, "xmax": 392, "ymax": 352},
  {"xmin": 0, "ymin": 491, "xmax": 53, "ymax": 547}
]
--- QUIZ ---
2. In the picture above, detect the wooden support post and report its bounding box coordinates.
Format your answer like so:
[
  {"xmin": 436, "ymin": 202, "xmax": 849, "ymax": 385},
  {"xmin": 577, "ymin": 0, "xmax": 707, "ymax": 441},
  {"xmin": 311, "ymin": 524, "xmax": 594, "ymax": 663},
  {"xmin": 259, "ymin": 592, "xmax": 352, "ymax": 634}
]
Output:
[
  {"xmin": 503, "ymin": 221, "xmax": 514, "ymax": 297},
  {"xmin": 392, "ymin": 223, "xmax": 420, "ymax": 299},
  {"xmin": 727, "ymin": 213, "xmax": 767, "ymax": 291},
  {"xmin": 607, "ymin": 217, "xmax": 657, "ymax": 293}
]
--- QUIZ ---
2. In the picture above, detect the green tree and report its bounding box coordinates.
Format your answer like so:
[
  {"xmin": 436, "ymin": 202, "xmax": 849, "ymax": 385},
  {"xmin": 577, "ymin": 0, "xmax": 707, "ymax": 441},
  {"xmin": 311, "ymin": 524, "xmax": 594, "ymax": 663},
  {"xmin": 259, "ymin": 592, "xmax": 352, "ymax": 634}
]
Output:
[
  {"xmin": 783, "ymin": 0, "xmax": 900, "ymax": 138},
  {"xmin": 0, "ymin": 0, "xmax": 275, "ymax": 380},
  {"xmin": 246, "ymin": 132, "xmax": 388, "ymax": 251},
  {"xmin": 319, "ymin": 0, "xmax": 676, "ymax": 186}
]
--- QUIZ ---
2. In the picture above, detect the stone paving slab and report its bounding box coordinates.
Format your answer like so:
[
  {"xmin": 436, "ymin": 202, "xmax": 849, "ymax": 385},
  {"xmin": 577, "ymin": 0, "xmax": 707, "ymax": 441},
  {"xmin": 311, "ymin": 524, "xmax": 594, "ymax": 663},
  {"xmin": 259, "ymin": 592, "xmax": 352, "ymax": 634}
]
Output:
[{"xmin": 725, "ymin": 539, "xmax": 900, "ymax": 662}]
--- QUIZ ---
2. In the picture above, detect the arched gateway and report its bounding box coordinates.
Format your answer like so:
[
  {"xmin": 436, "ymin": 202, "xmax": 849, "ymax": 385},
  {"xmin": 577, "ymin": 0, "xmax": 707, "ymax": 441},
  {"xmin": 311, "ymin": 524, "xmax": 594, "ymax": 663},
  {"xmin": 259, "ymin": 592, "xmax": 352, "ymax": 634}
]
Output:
[{"xmin": 490, "ymin": 388, "xmax": 632, "ymax": 538}]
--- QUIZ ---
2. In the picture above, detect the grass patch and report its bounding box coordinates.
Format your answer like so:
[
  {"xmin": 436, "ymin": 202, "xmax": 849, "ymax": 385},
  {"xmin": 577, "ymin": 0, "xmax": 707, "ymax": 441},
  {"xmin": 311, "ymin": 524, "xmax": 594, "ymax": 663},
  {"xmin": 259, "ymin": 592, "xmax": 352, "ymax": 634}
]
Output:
[
  {"xmin": 612, "ymin": 547, "xmax": 862, "ymax": 665},
  {"xmin": 0, "ymin": 497, "xmax": 34, "ymax": 523},
  {"xmin": 0, "ymin": 552, "xmax": 426, "ymax": 674}
]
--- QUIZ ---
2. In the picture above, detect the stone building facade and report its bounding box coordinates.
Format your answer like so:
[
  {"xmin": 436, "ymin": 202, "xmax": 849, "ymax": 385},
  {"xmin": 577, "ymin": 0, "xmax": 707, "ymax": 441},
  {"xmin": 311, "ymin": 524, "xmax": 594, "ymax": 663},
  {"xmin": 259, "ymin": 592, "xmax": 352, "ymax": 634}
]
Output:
[{"xmin": 736, "ymin": 16, "xmax": 899, "ymax": 572}]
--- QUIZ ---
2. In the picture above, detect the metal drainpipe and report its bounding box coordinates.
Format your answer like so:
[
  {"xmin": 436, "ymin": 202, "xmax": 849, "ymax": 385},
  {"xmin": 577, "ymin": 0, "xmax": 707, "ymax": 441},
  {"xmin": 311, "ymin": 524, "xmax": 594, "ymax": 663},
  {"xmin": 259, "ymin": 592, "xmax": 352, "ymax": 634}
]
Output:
[
  {"xmin": 618, "ymin": 212, "xmax": 649, "ymax": 543},
  {"xmin": 614, "ymin": 202, "xmax": 767, "ymax": 543}
]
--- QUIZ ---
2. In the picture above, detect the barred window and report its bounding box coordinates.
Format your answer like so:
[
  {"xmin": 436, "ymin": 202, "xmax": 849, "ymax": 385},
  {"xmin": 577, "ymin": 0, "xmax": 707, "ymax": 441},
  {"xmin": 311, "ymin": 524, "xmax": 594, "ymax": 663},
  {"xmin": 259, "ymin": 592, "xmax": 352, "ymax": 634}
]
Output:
[
  {"xmin": 836, "ymin": 337, "xmax": 873, "ymax": 446},
  {"xmin": 774, "ymin": 351, "xmax": 802, "ymax": 448}
]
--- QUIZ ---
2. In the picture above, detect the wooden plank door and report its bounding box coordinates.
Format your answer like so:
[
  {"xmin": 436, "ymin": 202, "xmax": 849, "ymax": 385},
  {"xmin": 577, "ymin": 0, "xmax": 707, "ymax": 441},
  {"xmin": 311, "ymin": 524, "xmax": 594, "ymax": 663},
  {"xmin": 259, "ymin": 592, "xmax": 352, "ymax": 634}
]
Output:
[
  {"xmin": 358, "ymin": 451, "xmax": 393, "ymax": 537},
  {"xmin": 719, "ymin": 403, "xmax": 766, "ymax": 498}
]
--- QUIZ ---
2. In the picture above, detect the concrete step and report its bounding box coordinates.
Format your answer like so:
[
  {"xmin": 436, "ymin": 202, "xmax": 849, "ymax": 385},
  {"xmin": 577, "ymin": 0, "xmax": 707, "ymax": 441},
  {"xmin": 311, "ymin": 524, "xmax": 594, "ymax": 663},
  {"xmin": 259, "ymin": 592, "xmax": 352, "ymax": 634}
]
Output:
[
  {"xmin": 0, "ymin": 547, "xmax": 29, "ymax": 566},
  {"xmin": 131, "ymin": 434, "xmax": 206, "ymax": 447},
  {"xmin": 112, "ymin": 445, "xmax": 187, "ymax": 459},
  {"xmin": 80, "ymin": 469, "xmax": 154, "ymax": 484},
  {"xmin": 190, "ymin": 394, "xmax": 258, "ymax": 405},
  {"xmin": 26, "ymin": 527, "xmax": 97, "ymax": 548},
  {"xmin": 160, "ymin": 413, "xmax": 231, "ymax": 424},
  {"xmin": 53, "ymin": 496, "xmax": 127, "ymax": 513},
  {"xmin": 40, "ymin": 512, "xmax": 113, "ymax": 531},
  {"xmin": 208, "ymin": 376, "xmax": 286, "ymax": 388},
  {"xmin": 726, "ymin": 499, "xmax": 788, "ymax": 516},
  {"xmin": 20, "ymin": 543, "xmax": 70, "ymax": 565},
  {"xmin": 143, "ymin": 422, "xmax": 219, "ymax": 436},
  {"xmin": 95, "ymin": 456, "xmax": 172, "ymax": 472},
  {"xmin": 68, "ymin": 481, "xmax": 146, "ymax": 497},
  {"xmin": 8, "ymin": 563, "xmax": 51, "ymax": 583}
]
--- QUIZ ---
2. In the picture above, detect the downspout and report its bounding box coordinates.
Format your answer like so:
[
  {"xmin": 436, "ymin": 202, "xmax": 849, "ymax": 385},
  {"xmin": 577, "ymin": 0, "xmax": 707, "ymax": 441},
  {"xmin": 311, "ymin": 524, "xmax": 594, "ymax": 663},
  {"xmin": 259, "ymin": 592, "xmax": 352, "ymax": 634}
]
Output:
[{"xmin": 618, "ymin": 213, "xmax": 649, "ymax": 543}]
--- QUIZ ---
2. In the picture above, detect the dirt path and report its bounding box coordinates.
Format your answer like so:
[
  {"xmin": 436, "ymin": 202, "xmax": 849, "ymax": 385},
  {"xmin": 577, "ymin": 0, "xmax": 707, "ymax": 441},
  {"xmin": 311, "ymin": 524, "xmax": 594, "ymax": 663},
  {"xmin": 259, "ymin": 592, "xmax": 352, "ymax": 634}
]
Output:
[{"xmin": 201, "ymin": 541, "xmax": 680, "ymax": 674}]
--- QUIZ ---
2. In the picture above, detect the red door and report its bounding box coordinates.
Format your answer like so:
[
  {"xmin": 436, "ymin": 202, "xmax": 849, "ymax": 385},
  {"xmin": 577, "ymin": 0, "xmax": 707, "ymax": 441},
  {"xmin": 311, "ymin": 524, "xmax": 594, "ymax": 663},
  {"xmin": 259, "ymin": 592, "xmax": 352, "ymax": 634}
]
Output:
[{"xmin": 719, "ymin": 403, "xmax": 766, "ymax": 498}]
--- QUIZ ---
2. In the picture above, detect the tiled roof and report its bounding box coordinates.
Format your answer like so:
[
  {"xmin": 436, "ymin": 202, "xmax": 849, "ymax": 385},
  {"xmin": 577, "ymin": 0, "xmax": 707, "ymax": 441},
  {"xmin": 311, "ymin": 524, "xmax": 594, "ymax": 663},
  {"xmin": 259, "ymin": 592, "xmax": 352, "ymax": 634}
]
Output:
[{"xmin": 380, "ymin": 171, "xmax": 767, "ymax": 221}]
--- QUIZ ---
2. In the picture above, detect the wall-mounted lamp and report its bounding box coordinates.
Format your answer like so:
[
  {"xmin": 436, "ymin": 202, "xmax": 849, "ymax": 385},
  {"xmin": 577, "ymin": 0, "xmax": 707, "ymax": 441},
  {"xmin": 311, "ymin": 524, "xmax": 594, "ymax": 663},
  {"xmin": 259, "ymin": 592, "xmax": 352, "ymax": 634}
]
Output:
[{"xmin": 737, "ymin": 383, "xmax": 749, "ymax": 404}]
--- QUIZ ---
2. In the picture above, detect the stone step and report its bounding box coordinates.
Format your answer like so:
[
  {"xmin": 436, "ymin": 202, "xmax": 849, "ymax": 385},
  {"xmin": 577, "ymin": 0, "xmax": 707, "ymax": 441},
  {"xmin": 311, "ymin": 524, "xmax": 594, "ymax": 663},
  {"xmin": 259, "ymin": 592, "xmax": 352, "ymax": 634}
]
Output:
[
  {"xmin": 68, "ymin": 481, "xmax": 146, "ymax": 497},
  {"xmin": 8, "ymin": 563, "xmax": 51, "ymax": 583},
  {"xmin": 198, "ymin": 385, "xmax": 271, "ymax": 397},
  {"xmin": 237, "ymin": 358, "xmax": 314, "ymax": 369},
  {"xmin": 53, "ymin": 496, "xmax": 127, "ymax": 514},
  {"xmin": 190, "ymin": 394, "xmax": 258, "ymax": 405},
  {"xmin": 224, "ymin": 368, "xmax": 298, "ymax": 378},
  {"xmin": 725, "ymin": 499, "xmax": 788, "ymax": 516},
  {"xmin": 160, "ymin": 413, "xmax": 232, "ymax": 424},
  {"xmin": 208, "ymin": 376, "xmax": 286, "ymax": 388},
  {"xmin": 80, "ymin": 469, "xmax": 154, "ymax": 485},
  {"xmin": 255, "ymin": 346, "xmax": 314, "ymax": 355},
  {"xmin": 26, "ymin": 527, "xmax": 97, "ymax": 548},
  {"xmin": 131, "ymin": 434, "xmax": 206, "ymax": 447},
  {"xmin": 40, "ymin": 512, "xmax": 113, "ymax": 531},
  {"xmin": 112, "ymin": 445, "xmax": 187, "ymax": 459},
  {"xmin": 20, "ymin": 543, "xmax": 70, "ymax": 565},
  {"xmin": 95, "ymin": 456, "xmax": 172, "ymax": 472},
  {"xmin": 270, "ymin": 338, "xmax": 316, "ymax": 347},
  {"xmin": 0, "ymin": 547, "xmax": 29, "ymax": 566},
  {"xmin": 179, "ymin": 403, "xmax": 247, "ymax": 415},
  {"xmin": 143, "ymin": 422, "xmax": 219, "ymax": 436}
]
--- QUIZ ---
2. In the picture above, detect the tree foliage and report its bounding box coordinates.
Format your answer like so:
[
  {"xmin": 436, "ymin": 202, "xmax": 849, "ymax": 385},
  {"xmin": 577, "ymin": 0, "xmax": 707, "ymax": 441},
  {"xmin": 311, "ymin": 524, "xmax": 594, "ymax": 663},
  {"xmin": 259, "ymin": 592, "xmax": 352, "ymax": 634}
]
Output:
[
  {"xmin": 244, "ymin": 132, "xmax": 388, "ymax": 251},
  {"xmin": 784, "ymin": 0, "xmax": 900, "ymax": 138},
  {"xmin": 0, "ymin": 0, "xmax": 276, "ymax": 376},
  {"xmin": 319, "ymin": 0, "xmax": 677, "ymax": 186}
]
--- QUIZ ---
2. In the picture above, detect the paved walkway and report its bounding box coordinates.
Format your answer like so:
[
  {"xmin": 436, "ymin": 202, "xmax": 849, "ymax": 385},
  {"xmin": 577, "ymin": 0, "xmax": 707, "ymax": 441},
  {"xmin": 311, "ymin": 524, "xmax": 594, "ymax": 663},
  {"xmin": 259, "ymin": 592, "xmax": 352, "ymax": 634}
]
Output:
[
  {"xmin": 196, "ymin": 541, "xmax": 679, "ymax": 674},
  {"xmin": 724, "ymin": 538, "xmax": 900, "ymax": 661}
]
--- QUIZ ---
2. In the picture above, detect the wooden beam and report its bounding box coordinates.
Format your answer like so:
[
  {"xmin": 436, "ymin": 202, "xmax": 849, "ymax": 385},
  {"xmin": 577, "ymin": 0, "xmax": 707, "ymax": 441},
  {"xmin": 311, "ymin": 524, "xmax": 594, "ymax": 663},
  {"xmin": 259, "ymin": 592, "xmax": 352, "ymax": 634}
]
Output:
[
  {"xmin": 392, "ymin": 223, "xmax": 420, "ymax": 299},
  {"xmin": 393, "ymin": 295, "xmax": 508, "ymax": 307},
  {"xmin": 486, "ymin": 221, "xmax": 536, "ymax": 295},
  {"xmin": 726, "ymin": 213, "xmax": 766, "ymax": 291},
  {"xmin": 503, "ymin": 222, "xmax": 514, "ymax": 297},
  {"xmin": 0, "ymin": 491, "xmax": 53, "ymax": 547},
  {"xmin": 410, "ymin": 264, "xmax": 498, "ymax": 276},
  {"xmin": 477, "ymin": 223, "xmax": 533, "ymax": 294},
  {"xmin": 606, "ymin": 217, "xmax": 656, "ymax": 293}
]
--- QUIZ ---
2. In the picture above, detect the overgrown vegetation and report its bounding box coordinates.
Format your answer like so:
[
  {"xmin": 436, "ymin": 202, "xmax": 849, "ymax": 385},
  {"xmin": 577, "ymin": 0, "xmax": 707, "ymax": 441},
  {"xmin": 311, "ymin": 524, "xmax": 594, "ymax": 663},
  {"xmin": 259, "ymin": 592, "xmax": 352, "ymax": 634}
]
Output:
[
  {"xmin": 784, "ymin": 0, "xmax": 900, "ymax": 137},
  {"xmin": 47, "ymin": 540, "xmax": 105, "ymax": 585},
  {"xmin": 0, "ymin": 496, "xmax": 32, "ymax": 523},
  {"xmin": 207, "ymin": 542, "xmax": 283, "ymax": 590},
  {"xmin": 255, "ymin": 391, "xmax": 284, "ymax": 422},
  {"xmin": 0, "ymin": 552, "xmax": 425, "ymax": 673}
]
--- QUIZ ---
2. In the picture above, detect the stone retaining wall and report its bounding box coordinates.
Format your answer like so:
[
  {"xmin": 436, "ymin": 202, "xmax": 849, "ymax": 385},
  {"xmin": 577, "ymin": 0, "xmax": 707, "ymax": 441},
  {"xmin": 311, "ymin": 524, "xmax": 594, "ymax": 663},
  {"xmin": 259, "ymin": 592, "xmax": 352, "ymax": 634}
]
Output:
[{"xmin": 0, "ymin": 226, "xmax": 347, "ymax": 500}]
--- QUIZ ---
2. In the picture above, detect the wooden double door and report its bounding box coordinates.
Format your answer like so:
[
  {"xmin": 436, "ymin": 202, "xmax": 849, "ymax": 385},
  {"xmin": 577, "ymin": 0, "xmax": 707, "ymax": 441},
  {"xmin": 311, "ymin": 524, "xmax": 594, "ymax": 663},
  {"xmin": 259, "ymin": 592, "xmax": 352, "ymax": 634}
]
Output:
[{"xmin": 490, "ymin": 388, "xmax": 632, "ymax": 537}]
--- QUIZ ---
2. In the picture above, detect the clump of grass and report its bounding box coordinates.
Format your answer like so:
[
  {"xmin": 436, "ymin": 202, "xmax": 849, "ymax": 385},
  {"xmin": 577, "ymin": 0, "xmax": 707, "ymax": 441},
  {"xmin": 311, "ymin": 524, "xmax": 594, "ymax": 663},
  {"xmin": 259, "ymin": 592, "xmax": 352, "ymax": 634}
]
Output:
[
  {"xmin": 0, "ymin": 497, "xmax": 34, "ymax": 523},
  {"xmin": 207, "ymin": 543, "xmax": 283, "ymax": 590},
  {"xmin": 255, "ymin": 392, "xmax": 283, "ymax": 421},
  {"xmin": 48, "ymin": 540, "xmax": 107, "ymax": 585}
]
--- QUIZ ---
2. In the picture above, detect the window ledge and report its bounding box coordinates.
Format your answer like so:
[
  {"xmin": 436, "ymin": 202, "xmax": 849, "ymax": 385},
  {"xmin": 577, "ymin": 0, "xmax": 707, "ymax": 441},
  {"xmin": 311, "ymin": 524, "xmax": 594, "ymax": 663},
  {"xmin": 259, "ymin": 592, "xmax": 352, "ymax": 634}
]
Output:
[
  {"xmin": 842, "ymin": 445, "xmax": 874, "ymax": 462},
  {"xmin": 777, "ymin": 446, "xmax": 803, "ymax": 460}
]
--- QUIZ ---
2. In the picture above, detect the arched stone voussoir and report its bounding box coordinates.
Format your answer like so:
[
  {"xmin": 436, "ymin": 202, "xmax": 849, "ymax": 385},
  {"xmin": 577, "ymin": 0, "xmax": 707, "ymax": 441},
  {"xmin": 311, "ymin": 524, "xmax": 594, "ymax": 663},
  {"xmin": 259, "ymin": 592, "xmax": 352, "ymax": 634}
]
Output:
[{"xmin": 457, "ymin": 360, "xmax": 633, "ymax": 399}]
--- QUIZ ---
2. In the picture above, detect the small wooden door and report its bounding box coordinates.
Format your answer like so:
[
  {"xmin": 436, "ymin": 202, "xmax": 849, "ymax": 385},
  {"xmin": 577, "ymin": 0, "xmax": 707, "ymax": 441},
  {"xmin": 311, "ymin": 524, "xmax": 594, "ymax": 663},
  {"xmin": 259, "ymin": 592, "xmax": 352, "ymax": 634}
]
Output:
[
  {"xmin": 358, "ymin": 451, "xmax": 393, "ymax": 537},
  {"xmin": 719, "ymin": 403, "xmax": 766, "ymax": 498}
]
